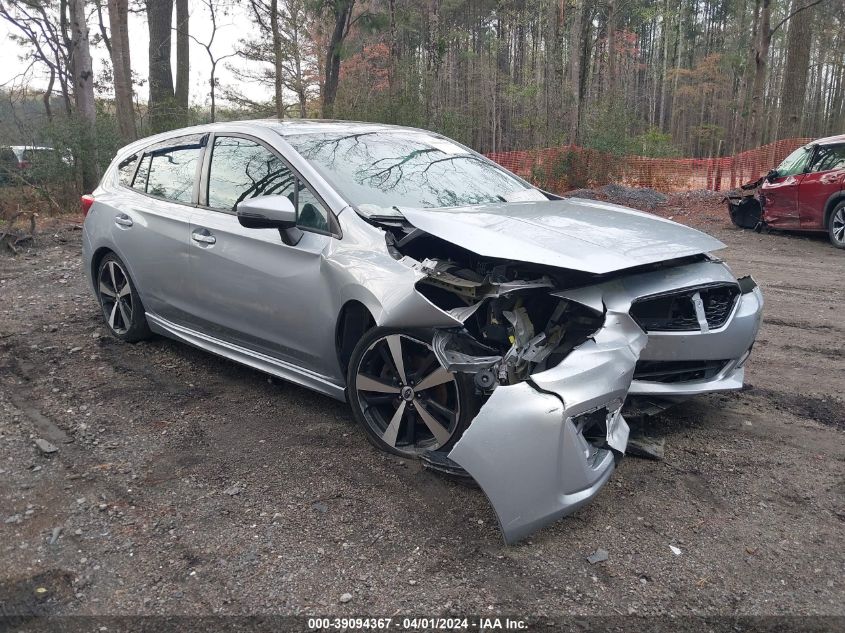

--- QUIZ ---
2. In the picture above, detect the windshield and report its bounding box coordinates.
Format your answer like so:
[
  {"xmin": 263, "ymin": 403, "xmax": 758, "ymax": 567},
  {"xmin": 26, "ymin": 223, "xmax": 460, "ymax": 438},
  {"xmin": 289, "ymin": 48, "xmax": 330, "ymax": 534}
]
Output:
[
  {"xmin": 283, "ymin": 129, "xmax": 545, "ymax": 217},
  {"xmin": 776, "ymin": 145, "xmax": 813, "ymax": 177}
]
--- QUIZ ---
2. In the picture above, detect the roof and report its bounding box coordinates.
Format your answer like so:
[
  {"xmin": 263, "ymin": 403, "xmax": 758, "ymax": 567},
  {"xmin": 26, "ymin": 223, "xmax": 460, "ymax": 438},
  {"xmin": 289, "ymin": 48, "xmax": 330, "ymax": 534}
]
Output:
[
  {"xmin": 812, "ymin": 134, "xmax": 845, "ymax": 146},
  {"xmin": 250, "ymin": 118, "xmax": 417, "ymax": 136},
  {"xmin": 110, "ymin": 119, "xmax": 422, "ymax": 158}
]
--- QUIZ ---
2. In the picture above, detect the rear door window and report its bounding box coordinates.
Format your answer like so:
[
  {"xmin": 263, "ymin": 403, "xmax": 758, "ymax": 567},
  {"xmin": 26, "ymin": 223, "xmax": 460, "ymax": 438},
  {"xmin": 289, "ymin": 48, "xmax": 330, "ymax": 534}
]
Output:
[
  {"xmin": 138, "ymin": 134, "xmax": 204, "ymax": 203},
  {"xmin": 808, "ymin": 144, "xmax": 845, "ymax": 173}
]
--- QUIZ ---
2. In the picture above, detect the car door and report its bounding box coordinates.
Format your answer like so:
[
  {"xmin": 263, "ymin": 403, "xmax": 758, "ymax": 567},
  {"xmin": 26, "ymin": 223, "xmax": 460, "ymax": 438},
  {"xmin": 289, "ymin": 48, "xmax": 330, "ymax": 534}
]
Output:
[
  {"xmin": 798, "ymin": 143, "xmax": 845, "ymax": 230},
  {"xmin": 761, "ymin": 145, "xmax": 815, "ymax": 228},
  {"xmin": 186, "ymin": 133, "xmax": 341, "ymax": 378},
  {"xmin": 111, "ymin": 134, "xmax": 205, "ymax": 323}
]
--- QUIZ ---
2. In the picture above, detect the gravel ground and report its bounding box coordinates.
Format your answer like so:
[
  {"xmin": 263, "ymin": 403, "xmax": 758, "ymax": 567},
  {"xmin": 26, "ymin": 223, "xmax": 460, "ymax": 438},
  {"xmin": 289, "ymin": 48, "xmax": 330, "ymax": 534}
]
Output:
[{"xmin": 1, "ymin": 208, "xmax": 843, "ymax": 620}]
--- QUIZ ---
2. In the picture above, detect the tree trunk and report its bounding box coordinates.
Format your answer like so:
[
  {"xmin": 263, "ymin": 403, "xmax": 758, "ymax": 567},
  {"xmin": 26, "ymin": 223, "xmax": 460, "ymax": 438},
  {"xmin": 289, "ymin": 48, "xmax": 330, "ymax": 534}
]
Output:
[
  {"xmin": 297, "ymin": 88, "xmax": 307, "ymax": 117},
  {"xmin": 58, "ymin": 0, "xmax": 75, "ymax": 116},
  {"xmin": 605, "ymin": 0, "xmax": 617, "ymax": 95},
  {"xmin": 146, "ymin": 0, "xmax": 175, "ymax": 133},
  {"xmin": 290, "ymin": 6, "xmax": 307, "ymax": 117},
  {"xmin": 209, "ymin": 60, "xmax": 217, "ymax": 122},
  {"xmin": 776, "ymin": 0, "xmax": 813, "ymax": 139},
  {"xmin": 658, "ymin": 0, "xmax": 670, "ymax": 129},
  {"xmin": 669, "ymin": 0, "xmax": 685, "ymax": 138},
  {"xmin": 44, "ymin": 67, "xmax": 55, "ymax": 122},
  {"xmin": 270, "ymin": 0, "xmax": 284, "ymax": 118},
  {"xmin": 107, "ymin": 0, "xmax": 136, "ymax": 142},
  {"xmin": 829, "ymin": 62, "xmax": 845, "ymax": 134},
  {"xmin": 69, "ymin": 0, "xmax": 98, "ymax": 191},
  {"xmin": 748, "ymin": 0, "xmax": 770, "ymax": 147},
  {"xmin": 550, "ymin": 0, "xmax": 565, "ymax": 127},
  {"xmin": 174, "ymin": 0, "xmax": 189, "ymax": 113},
  {"xmin": 428, "ymin": 0, "xmax": 442, "ymax": 123},
  {"xmin": 321, "ymin": 0, "xmax": 354, "ymax": 118},
  {"xmin": 568, "ymin": 0, "xmax": 584, "ymax": 143},
  {"xmin": 387, "ymin": 0, "xmax": 399, "ymax": 98}
]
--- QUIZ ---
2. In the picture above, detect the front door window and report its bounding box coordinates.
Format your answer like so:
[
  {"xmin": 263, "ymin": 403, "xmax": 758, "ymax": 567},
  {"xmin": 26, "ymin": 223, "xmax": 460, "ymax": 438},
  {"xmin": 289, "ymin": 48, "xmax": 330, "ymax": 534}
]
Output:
[
  {"xmin": 207, "ymin": 136, "xmax": 296, "ymax": 211},
  {"xmin": 776, "ymin": 145, "xmax": 813, "ymax": 177}
]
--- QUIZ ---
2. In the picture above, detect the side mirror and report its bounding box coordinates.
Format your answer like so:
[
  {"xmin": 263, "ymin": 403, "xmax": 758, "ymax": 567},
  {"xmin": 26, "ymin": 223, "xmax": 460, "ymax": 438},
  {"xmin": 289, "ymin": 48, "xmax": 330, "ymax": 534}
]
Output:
[
  {"xmin": 765, "ymin": 168, "xmax": 779, "ymax": 182},
  {"xmin": 236, "ymin": 195, "xmax": 296, "ymax": 230}
]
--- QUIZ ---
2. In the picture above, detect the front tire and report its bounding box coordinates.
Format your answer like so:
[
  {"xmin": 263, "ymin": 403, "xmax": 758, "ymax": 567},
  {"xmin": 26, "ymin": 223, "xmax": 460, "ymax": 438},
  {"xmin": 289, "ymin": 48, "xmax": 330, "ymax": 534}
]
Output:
[
  {"xmin": 828, "ymin": 201, "xmax": 845, "ymax": 249},
  {"xmin": 96, "ymin": 253, "xmax": 151, "ymax": 342},
  {"xmin": 347, "ymin": 328, "xmax": 478, "ymax": 458}
]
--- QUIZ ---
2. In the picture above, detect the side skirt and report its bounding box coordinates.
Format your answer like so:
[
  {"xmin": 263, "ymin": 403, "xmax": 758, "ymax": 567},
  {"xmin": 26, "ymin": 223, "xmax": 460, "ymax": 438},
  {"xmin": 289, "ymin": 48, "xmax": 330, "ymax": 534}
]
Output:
[{"xmin": 145, "ymin": 313, "xmax": 347, "ymax": 402}]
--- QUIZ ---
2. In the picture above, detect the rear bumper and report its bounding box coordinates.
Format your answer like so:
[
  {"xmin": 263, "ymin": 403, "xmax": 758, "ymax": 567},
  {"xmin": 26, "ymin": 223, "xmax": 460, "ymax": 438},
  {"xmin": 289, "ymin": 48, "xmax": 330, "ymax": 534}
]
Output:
[{"xmin": 81, "ymin": 224, "xmax": 95, "ymax": 295}]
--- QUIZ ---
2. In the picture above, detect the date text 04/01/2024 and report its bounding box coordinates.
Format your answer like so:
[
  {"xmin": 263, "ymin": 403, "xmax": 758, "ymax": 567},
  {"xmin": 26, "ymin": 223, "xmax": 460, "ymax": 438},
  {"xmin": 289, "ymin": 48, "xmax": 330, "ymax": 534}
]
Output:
[{"xmin": 306, "ymin": 617, "xmax": 528, "ymax": 630}]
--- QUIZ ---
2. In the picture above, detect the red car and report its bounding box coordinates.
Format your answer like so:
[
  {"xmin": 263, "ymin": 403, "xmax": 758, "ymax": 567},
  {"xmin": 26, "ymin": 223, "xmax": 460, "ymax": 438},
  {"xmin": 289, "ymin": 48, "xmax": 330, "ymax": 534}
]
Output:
[{"xmin": 760, "ymin": 134, "xmax": 845, "ymax": 248}]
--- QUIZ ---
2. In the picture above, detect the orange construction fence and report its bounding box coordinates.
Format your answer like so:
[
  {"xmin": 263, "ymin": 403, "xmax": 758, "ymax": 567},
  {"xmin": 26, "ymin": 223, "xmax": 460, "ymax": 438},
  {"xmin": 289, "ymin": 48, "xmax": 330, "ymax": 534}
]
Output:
[{"xmin": 486, "ymin": 137, "xmax": 813, "ymax": 194}]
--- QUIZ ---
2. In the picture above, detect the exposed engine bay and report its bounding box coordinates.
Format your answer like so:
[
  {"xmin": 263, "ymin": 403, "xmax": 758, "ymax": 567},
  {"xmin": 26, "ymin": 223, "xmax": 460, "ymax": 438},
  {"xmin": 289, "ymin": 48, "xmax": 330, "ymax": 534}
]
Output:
[
  {"xmin": 417, "ymin": 258, "xmax": 604, "ymax": 390},
  {"xmin": 378, "ymin": 216, "xmax": 701, "ymax": 394}
]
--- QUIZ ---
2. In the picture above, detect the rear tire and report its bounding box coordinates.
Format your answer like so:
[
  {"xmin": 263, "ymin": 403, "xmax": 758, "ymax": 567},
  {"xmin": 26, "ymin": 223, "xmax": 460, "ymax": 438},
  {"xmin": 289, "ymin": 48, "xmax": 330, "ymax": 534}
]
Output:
[
  {"xmin": 96, "ymin": 253, "xmax": 152, "ymax": 343},
  {"xmin": 347, "ymin": 327, "xmax": 478, "ymax": 458},
  {"xmin": 828, "ymin": 201, "xmax": 845, "ymax": 249}
]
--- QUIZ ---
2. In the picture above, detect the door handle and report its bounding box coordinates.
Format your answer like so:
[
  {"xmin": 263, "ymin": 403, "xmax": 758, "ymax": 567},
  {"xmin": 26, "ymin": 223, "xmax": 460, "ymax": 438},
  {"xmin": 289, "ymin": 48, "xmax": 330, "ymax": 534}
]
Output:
[
  {"xmin": 191, "ymin": 230, "xmax": 216, "ymax": 245},
  {"xmin": 114, "ymin": 214, "xmax": 133, "ymax": 228}
]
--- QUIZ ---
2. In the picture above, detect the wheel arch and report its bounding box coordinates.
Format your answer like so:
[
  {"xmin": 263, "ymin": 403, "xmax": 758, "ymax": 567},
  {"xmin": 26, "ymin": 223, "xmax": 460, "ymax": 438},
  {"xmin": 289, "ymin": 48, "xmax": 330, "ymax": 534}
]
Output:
[
  {"xmin": 89, "ymin": 244, "xmax": 150, "ymax": 305},
  {"xmin": 823, "ymin": 191, "xmax": 845, "ymax": 228},
  {"xmin": 335, "ymin": 300, "xmax": 376, "ymax": 377},
  {"xmin": 90, "ymin": 246, "xmax": 115, "ymax": 284}
]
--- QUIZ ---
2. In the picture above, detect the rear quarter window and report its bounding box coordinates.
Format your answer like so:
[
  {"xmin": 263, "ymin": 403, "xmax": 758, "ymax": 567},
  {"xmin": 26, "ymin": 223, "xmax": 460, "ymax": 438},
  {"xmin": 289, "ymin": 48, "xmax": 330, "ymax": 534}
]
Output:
[{"xmin": 117, "ymin": 154, "xmax": 138, "ymax": 186}]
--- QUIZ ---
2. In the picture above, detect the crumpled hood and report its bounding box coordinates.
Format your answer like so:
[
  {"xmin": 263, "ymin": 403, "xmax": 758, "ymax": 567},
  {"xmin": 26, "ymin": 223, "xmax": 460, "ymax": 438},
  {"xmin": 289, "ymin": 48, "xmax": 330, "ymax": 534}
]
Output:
[{"xmin": 401, "ymin": 198, "xmax": 725, "ymax": 274}]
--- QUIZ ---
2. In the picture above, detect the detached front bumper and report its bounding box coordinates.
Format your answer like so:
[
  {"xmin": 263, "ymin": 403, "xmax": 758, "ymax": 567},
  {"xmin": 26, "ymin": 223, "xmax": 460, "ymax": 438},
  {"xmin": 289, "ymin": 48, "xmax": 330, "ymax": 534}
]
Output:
[
  {"xmin": 444, "ymin": 260, "xmax": 762, "ymax": 544},
  {"xmin": 447, "ymin": 382, "xmax": 621, "ymax": 544},
  {"xmin": 448, "ymin": 300, "xmax": 646, "ymax": 544}
]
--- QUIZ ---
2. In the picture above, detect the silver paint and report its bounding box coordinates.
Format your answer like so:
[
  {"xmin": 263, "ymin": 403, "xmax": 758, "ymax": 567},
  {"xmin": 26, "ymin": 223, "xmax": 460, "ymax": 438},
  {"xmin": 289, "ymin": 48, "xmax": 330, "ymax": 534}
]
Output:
[
  {"xmin": 448, "ymin": 287, "xmax": 647, "ymax": 543},
  {"xmin": 447, "ymin": 261, "xmax": 763, "ymax": 543},
  {"xmin": 447, "ymin": 381, "xmax": 619, "ymax": 544},
  {"xmin": 82, "ymin": 120, "xmax": 764, "ymax": 545},
  {"xmin": 401, "ymin": 200, "xmax": 726, "ymax": 274}
]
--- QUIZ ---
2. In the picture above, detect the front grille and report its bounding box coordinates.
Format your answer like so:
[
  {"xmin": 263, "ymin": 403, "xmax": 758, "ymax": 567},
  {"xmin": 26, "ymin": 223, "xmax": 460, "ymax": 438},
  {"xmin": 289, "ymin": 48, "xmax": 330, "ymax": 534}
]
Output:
[
  {"xmin": 630, "ymin": 283, "xmax": 740, "ymax": 332},
  {"xmin": 701, "ymin": 285, "xmax": 739, "ymax": 328},
  {"xmin": 633, "ymin": 360, "xmax": 730, "ymax": 383}
]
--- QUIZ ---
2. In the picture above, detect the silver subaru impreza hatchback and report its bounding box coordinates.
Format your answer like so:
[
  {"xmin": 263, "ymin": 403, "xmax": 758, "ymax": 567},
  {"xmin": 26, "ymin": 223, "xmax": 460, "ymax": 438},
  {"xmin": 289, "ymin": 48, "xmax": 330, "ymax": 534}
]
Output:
[{"xmin": 82, "ymin": 119, "xmax": 763, "ymax": 543}]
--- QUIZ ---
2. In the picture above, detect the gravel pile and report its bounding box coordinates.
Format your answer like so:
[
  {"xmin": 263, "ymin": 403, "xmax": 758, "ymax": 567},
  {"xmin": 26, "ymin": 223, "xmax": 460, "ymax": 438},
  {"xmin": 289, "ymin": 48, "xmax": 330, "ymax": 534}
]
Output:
[
  {"xmin": 599, "ymin": 184, "xmax": 668, "ymax": 209},
  {"xmin": 561, "ymin": 188, "xmax": 599, "ymax": 200},
  {"xmin": 670, "ymin": 189, "xmax": 731, "ymax": 204}
]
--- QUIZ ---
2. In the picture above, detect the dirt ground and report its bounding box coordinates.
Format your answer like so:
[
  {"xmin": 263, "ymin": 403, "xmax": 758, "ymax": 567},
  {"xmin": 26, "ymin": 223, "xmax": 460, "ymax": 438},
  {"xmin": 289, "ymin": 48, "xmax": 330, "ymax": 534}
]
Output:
[{"xmin": 1, "ymin": 193, "xmax": 843, "ymax": 621}]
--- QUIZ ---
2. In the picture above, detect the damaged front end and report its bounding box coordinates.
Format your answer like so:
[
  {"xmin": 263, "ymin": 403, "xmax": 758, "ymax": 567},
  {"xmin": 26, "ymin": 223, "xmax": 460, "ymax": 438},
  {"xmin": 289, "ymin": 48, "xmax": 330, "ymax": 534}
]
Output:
[
  {"xmin": 366, "ymin": 199, "xmax": 759, "ymax": 544},
  {"xmin": 409, "ymin": 257, "xmax": 647, "ymax": 543}
]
